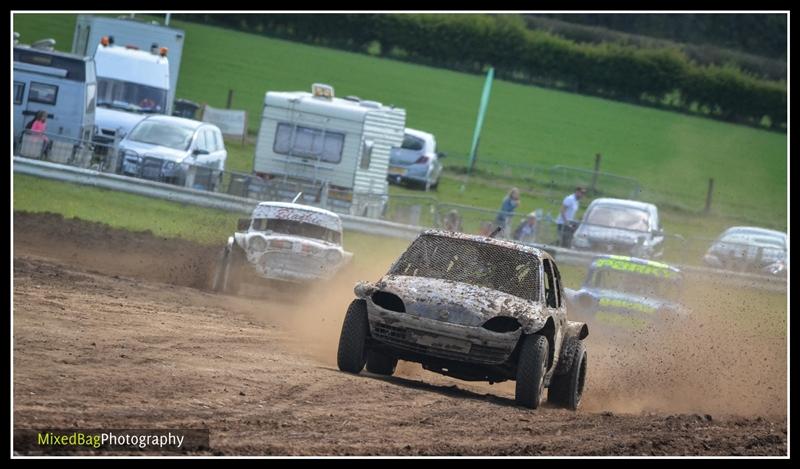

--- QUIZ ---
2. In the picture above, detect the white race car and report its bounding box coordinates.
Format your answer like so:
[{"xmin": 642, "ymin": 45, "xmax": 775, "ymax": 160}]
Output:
[{"xmin": 211, "ymin": 201, "xmax": 353, "ymax": 294}]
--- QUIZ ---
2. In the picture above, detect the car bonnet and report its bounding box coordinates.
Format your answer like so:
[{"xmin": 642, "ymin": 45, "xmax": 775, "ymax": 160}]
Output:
[{"xmin": 371, "ymin": 274, "xmax": 549, "ymax": 331}]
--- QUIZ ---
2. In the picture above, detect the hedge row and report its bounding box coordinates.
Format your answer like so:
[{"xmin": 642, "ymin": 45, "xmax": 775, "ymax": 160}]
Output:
[{"xmin": 180, "ymin": 14, "xmax": 786, "ymax": 129}]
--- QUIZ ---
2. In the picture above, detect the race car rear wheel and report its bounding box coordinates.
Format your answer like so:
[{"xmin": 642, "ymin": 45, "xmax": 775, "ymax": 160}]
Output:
[
  {"xmin": 515, "ymin": 334, "xmax": 549, "ymax": 409},
  {"xmin": 337, "ymin": 299, "xmax": 369, "ymax": 374},
  {"xmin": 366, "ymin": 350, "xmax": 398, "ymax": 376},
  {"xmin": 548, "ymin": 339, "xmax": 587, "ymax": 410}
]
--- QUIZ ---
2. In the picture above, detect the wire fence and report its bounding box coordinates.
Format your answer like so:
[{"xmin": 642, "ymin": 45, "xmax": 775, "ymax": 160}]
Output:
[{"xmin": 442, "ymin": 154, "xmax": 783, "ymax": 229}]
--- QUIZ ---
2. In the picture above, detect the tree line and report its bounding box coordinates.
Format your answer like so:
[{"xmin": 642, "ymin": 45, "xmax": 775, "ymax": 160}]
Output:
[{"xmin": 179, "ymin": 14, "xmax": 786, "ymax": 130}]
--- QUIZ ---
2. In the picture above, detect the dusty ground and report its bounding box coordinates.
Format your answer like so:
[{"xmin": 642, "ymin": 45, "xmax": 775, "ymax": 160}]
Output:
[{"xmin": 13, "ymin": 212, "xmax": 788, "ymax": 456}]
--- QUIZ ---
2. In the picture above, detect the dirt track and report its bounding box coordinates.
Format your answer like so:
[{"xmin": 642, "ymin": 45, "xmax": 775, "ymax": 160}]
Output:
[{"xmin": 13, "ymin": 212, "xmax": 787, "ymax": 456}]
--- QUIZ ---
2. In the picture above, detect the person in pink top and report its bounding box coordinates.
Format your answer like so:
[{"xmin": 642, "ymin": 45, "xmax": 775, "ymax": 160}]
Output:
[
  {"xmin": 29, "ymin": 111, "xmax": 50, "ymax": 157},
  {"xmin": 30, "ymin": 111, "xmax": 48, "ymax": 134}
]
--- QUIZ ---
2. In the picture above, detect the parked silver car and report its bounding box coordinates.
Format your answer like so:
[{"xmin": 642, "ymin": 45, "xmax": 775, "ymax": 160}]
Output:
[
  {"xmin": 388, "ymin": 128, "xmax": 444, "ymax": 190},
  {"xmin": 570, "ymin": 198, "xmax": 664, "ymax": 259},
  {"xmin": 703, "ymin": 226, "xmax": 786, "ymax": 274},
  {"xmin": 117, "ymin": 115, "xmax": 227, "ymax": 191}
]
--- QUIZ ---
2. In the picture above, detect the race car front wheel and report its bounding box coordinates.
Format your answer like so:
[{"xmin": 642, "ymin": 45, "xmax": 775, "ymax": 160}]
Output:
[
  {"xmin": 515, "ymin": 334, "xmax": 549, "ymax": 409},
  {"xmin": 337, "ymin": 299, "xmax": 369, "ymax": 374}
]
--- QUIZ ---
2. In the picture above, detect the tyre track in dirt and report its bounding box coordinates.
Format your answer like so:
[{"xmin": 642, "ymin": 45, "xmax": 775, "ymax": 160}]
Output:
[{"xmin": 12, "ymin": 212, "xmax": 787, "ymax": 455}]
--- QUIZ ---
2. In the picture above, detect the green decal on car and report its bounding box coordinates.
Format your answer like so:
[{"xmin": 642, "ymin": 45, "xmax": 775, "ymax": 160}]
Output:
[{"xmin": 593, "ymin": 257, "xmax": 677, "ymax": 279}]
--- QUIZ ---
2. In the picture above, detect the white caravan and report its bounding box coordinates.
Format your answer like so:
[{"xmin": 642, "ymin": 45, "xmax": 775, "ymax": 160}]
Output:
[{"xmin": 253, "ymin": 84, "xmax": 406, "ymax": 218}]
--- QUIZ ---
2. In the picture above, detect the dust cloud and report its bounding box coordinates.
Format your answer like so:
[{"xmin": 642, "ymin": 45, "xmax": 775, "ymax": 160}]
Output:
[{"xmin": 582, "ymin": 278, "xmax": 787, "ymax": 416}]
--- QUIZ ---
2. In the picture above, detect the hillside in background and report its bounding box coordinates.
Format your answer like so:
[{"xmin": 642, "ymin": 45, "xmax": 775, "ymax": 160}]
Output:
[
  {"xmin": 524, "ymin": 14, "xmax": 787, "ymax": 81},
  {"xmin": 536, "ymin": 13, "xmax": 787, "ymax": 60}
]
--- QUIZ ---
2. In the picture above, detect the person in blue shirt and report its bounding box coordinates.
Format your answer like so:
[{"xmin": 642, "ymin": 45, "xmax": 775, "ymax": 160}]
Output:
[{"xmin": 494, "ymin": 187, "xmax": 520, "ymax": 237}]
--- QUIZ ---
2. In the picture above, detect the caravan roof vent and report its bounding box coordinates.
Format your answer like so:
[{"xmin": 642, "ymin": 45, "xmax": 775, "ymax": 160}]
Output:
[
  {"xmin": 31, "ymin": 38, "xmax": 56, "ymax": 51},
  {"xmin": 343, "ymin": 95, "xmax": 361, "ymax": 103},
  {"xmin": 360, "ymin": 100, "xmax": 382, "ymax": 109},
  {"xmin": 311, "ymin": 83, "xmax": 334, "ymax": 100}
]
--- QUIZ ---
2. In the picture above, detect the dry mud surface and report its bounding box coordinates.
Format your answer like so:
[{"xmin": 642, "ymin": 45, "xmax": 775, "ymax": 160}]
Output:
[{"xmin": 13, "ymin": 212, "xmax": 787, "ymax": 456}]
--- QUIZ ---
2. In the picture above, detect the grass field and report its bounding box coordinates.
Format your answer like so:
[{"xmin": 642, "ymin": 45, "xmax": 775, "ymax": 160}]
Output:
[{"xmin": 13, "ymin": 13, "xmax": 786, "ymax": 229}]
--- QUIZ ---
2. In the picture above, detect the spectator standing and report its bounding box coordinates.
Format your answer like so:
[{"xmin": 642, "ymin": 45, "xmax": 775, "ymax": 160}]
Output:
[
  {"xmin": 29, "ymin": 111, "xmax": 50, "ymax": 157},
  {"xmin": 556, "ymin": 187, "xmax": 586, "ymax": 247},
  {"xmin": 494, "ymin": 187, "xmax": 520, "ymax": 237}
]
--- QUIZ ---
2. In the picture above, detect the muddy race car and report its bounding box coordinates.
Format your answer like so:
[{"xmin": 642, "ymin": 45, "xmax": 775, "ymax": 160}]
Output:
[
  {"xmin": 564, "ymin": 255, "xmax": 688, "ymax": 331},
  {"xmin": 211, "ymin": 201, "xmax": 353, "ymax": 294},
  {"xmin": 336, "ymin": 230, "xmax": 589, "ymax": 410}
]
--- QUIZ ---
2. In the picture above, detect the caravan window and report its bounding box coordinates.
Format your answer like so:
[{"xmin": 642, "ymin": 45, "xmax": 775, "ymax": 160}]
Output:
[
  {"xmin": 274, "ymin": 123, "xmax": 344, "ymax": 164},
  {"xmin": 14, "ymin": 82, "xmax": 24, "ymax": 105},
  {"xmin": 29, "ymin": 82, "xmax": 58, "ymax": 105}
]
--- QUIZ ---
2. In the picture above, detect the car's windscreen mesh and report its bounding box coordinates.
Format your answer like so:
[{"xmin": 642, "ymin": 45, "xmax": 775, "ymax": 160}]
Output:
[{"xmin": 388, "ymin": 235, "xmax": 540, "ymax": 301}]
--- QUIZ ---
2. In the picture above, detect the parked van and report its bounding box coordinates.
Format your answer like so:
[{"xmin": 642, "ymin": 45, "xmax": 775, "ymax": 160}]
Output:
[
  {"xmin": 13, "ymin": 37, "xmax": 96, "ymax": 147},
  {"xmin": 73, "ymin": 15, "xmax": 184, "ymax": 115},
  {"xmin": 253, "ymin": 84, "xmax": 406, "ymax": 217},
  {"xmin": 90, "ymin": 37, "xmax": 170, "ymax": 156}
]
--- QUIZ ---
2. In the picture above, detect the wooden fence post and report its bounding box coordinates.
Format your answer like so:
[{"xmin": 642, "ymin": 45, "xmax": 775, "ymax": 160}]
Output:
[{"xmin": 704, "ymin": 178, "xmax": 714, "ymax": 214}]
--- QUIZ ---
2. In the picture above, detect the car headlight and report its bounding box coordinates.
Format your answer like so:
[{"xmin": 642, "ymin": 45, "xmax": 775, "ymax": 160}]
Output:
[
  {"xmin": 248, "ymin": 236, "xmax": 268, "ymax": 252},
  {"xmin": 325, "ymin": 250, "xmax": 342, "ymax": 264}
]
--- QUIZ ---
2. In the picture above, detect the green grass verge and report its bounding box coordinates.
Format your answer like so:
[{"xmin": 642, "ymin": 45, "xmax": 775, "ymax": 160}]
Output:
[
  {"xmin": 13, "ymin": 13, "xmax": 786, "ymax": 229},
  {"xmin": 13, "ymin": 174, "xmax": 410, "ymax": 275}
]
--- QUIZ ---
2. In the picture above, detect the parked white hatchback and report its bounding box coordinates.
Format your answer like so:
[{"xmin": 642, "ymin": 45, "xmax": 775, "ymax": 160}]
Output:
[
  {"xmin": 116, "ymin": 114, "xmax": 227, "ymax": 191},
  {"xmin": 211, "ymin": 201, "xmax": 353, "ymax": 294}
]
